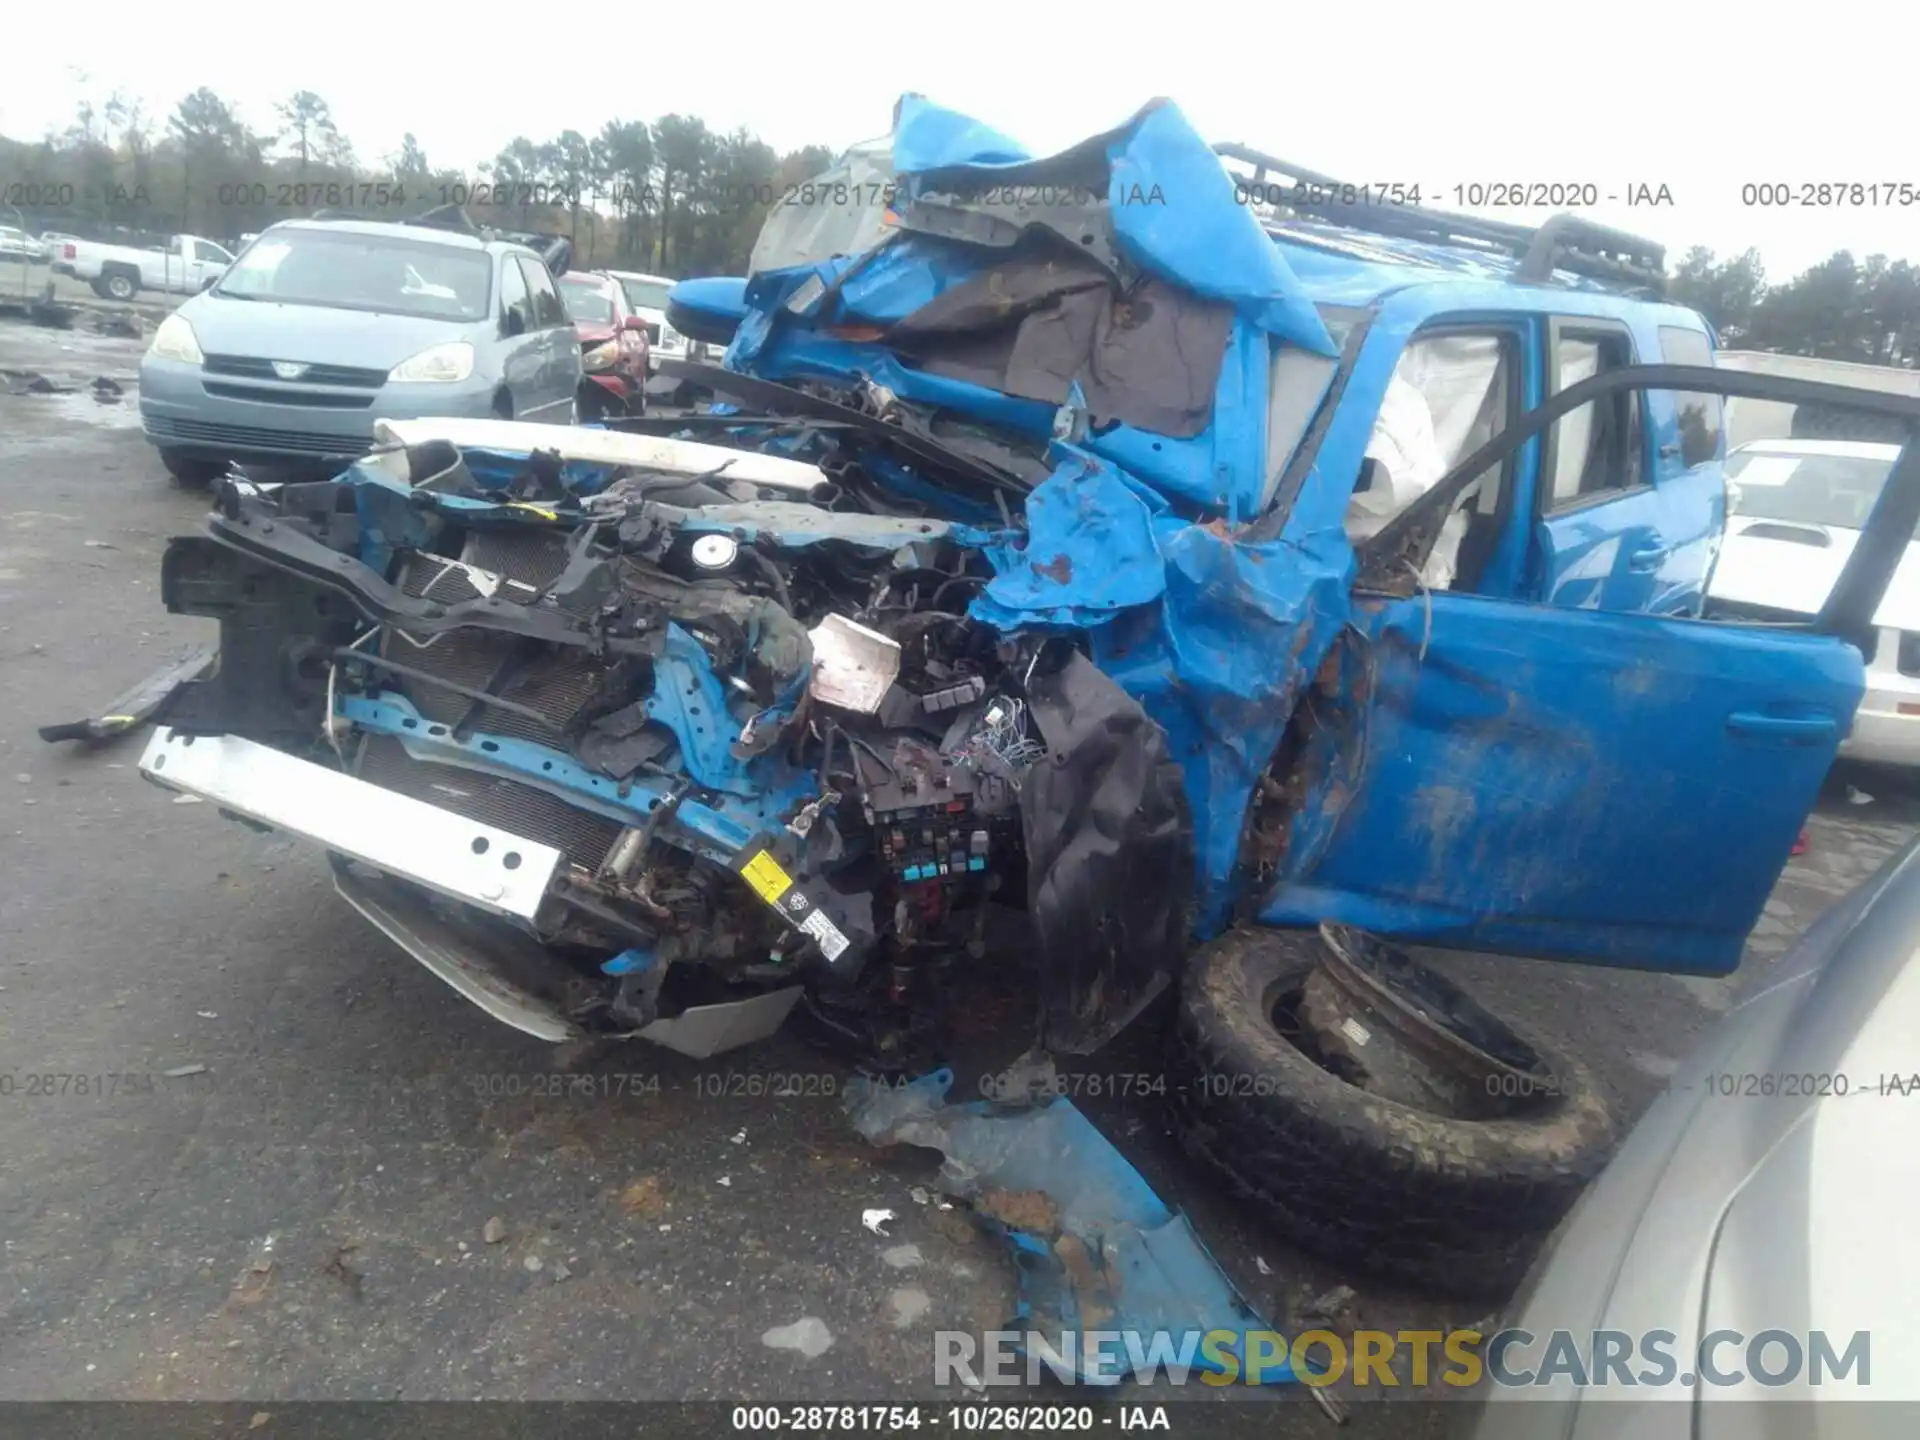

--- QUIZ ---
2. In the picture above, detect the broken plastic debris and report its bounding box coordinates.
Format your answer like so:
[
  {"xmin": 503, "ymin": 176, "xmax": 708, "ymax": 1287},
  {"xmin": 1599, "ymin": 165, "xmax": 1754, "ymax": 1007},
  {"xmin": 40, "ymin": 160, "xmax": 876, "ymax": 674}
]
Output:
[
  {"xmin": 730, "ymin": 1128, "xmax": 747, "ymax": 1145},
  {"xmin": 861, "ymin": 1208, "xmax": 895, "ymax": 1237},
  {"xmin": 162, "ymin": 1063, "xmax": 208, "ymax": 1078},
  {"xmin": 846, "ymin": 1068, "xmax": 1305, "ymax": 1388},
  {"xmin": 761, "ymin": 1316, "xmax": 834, "ymax": 1359},
  {"xmin": 1256, "ymin": 1256, "xmax": 1273, "ymax": 1276},
  {"xmin": 807, "ymin": 614, "xmax": 902, "ymax": 714},
  {"xmin": 196, "ymin": 1011, "xmax": 218, "ymax": 1020}
]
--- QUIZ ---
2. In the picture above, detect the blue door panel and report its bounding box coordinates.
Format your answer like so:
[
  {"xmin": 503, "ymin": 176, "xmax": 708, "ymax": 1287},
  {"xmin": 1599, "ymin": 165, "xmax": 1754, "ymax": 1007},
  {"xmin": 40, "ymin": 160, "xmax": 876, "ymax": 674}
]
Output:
[{"xmin": 1261, "ymin": 592, "xmax": 1863, "ymax": 974}]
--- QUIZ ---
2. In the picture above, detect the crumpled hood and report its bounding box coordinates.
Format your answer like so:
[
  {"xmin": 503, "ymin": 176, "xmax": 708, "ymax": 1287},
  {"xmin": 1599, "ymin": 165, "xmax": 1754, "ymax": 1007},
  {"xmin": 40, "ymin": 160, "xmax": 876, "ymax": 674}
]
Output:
[
  {"xmin": 702, "ymin": 100, "xmax": 1359, "ymax": 934},
  {"xmin": 887, "ymin": 95, "xmax": 1333, "ymax": 356}
]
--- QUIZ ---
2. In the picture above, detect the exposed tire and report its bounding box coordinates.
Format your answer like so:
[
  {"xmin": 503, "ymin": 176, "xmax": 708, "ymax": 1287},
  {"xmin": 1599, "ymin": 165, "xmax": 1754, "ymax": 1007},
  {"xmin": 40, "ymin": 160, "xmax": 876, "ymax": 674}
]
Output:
[
  {"xmin": 491, "ymin": 391, "xmax": 514, "ymax": 421},
  {"xmin": 100, "ymin": 269, "xmax": 138, "ymax": 302},
  {"xmin": 1170, "ymin": 927, "xmax": 1614, "ymax": 1297},
  {"xmin": 159, "ymin": 449, "xmax": 224, "ymax": 488}
]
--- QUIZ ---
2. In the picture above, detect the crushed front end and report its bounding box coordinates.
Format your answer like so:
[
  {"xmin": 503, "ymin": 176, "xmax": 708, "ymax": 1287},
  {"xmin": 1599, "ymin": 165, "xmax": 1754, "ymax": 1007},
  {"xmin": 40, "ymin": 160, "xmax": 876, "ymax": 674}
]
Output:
[
  {"xmin": 141, "ymin": 95, "xmax": 1350, "ymax": 1066},
  {"xmin": 141, "ymin": 420, "xmax": 1189, "ymax": 1063}
]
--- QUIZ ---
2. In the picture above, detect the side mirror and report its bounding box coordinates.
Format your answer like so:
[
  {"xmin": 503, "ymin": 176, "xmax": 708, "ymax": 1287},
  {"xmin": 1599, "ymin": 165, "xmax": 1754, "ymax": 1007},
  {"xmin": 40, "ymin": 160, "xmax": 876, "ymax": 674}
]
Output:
[
  {"xmin": 621, "ymin": 315, "xmax": 649, "ymax": 334},
  {"xmin": 503, "ymin": 308, "xmax": 526, "ymax": 338}
]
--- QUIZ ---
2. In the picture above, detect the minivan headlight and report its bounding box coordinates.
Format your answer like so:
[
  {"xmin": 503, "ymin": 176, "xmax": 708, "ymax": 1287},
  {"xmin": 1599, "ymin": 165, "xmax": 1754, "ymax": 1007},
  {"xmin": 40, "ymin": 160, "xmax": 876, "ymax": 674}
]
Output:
[
  {"xmin": 389, "ymin": 342, "xmax": 475, "ymax": 383},
  {"xmin": 148, "ymin": 314, "xmax": 204, "ymax": 366}
]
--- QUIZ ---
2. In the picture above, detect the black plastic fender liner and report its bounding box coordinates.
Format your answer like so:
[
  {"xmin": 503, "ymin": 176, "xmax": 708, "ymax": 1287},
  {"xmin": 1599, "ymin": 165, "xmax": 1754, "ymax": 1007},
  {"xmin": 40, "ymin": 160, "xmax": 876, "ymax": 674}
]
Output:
[{"xmin": 1021, "ymin": 651, "xmax": 1193, "ymax": 1054}]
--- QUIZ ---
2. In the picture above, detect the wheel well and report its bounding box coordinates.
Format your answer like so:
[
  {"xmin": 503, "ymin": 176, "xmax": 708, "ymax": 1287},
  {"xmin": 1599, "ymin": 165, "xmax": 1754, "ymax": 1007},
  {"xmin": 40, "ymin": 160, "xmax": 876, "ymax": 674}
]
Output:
[{"xmin": 490, "ymin": 388, "xmax": 513, "ymax": 419}]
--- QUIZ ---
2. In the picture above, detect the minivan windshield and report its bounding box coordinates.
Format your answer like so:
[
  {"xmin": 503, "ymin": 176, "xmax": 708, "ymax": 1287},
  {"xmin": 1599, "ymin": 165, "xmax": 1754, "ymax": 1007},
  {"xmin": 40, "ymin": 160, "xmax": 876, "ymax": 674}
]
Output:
[
  {"xmin": 214, "ymin": 228, "xmax": 493, "ymax": 321},
  {"xmin": 617, "ymin": 277, "xmax": 672, "ymax": 312},
  {"xmin": 1725, "ymin": 448, "xmax": 1900, "ymax": 532}
]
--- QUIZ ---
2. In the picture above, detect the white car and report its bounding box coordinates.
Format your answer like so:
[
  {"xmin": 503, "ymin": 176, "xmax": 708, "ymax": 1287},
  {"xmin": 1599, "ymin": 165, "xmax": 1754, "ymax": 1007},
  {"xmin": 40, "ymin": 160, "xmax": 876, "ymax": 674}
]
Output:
[{"xmin": 1707, "ymin": 438, "xmax": 1920, "ymax": 765}]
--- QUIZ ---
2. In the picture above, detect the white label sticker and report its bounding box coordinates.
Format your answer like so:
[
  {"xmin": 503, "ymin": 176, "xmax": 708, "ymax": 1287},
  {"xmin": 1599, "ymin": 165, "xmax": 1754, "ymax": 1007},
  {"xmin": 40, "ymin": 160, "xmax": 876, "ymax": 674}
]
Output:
[
  {"xmin": 1339, "ymin": 1016, "xmax": 1372, "ymax": 1048},
  {"xmin": 799, "ymin": 909, "xmax": 850, "ymax": 961}
]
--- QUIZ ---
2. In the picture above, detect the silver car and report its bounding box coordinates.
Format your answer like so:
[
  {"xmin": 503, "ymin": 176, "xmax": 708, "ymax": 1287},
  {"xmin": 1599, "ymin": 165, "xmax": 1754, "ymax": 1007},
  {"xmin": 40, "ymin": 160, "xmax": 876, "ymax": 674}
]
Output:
[
  {"xmin": 1467, "ymin": 834, "xmax": 1920, "ymax": 1434},
  {"xmin": 139, "ymin": 215, "xmax": 582, "ymax": 485}
]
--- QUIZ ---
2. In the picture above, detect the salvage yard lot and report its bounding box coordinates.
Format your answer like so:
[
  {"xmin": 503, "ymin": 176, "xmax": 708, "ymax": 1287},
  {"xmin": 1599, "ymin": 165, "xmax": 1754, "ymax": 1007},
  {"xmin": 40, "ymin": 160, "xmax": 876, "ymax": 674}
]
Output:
[{"xmin": 1, "ymin": 319, "xmax": 1913, "ymax": 1429}]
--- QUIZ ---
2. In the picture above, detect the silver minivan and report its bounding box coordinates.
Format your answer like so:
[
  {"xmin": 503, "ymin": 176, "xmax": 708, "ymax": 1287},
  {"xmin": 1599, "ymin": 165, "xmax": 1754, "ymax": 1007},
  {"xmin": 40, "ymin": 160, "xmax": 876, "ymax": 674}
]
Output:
[{"xmin": 139, "ymin": 214, "xmax": 582, "ymax": 484}]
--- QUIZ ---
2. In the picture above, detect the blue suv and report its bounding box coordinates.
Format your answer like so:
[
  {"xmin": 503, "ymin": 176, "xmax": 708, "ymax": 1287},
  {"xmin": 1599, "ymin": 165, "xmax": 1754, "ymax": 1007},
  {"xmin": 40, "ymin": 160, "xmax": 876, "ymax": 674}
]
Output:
[{"xmin": 140, "ymin": 97, "xmax": 1920, "ymax": 1296}]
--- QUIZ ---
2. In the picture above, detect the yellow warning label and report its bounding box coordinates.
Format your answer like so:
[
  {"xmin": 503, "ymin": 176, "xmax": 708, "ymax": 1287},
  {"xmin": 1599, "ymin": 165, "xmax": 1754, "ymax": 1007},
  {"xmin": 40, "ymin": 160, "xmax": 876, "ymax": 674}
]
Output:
[{"xmin": 740, "ymin": 850, "xmax": 794, "ymax": 905}]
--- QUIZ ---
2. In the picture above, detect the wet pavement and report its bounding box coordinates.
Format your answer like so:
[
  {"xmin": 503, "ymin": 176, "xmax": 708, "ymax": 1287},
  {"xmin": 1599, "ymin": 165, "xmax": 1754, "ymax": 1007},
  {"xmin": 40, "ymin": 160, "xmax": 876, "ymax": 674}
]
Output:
[{"xmin": 0, "ymin": 317, "xmax": 1913, "ymax": 1430}]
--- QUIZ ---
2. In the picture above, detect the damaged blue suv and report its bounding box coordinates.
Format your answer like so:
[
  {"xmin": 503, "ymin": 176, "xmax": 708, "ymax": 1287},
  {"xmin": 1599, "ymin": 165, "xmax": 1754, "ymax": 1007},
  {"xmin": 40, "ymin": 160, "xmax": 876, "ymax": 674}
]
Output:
[{"xmin": 138, "ymin": 97, "xmax": 1920, "ymax": 1293}]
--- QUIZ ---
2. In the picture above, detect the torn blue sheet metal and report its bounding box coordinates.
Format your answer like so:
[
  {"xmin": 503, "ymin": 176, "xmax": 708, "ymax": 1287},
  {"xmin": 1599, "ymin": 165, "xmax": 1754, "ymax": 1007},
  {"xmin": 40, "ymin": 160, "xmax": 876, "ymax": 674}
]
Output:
[
  {"xmin": 847, "ymin": 1069, "xmax": 1301, "ymax": 1387},
  {"xmin": 971, "ymin": 446, "xmax": 1353, "ymax": 934},
  {"xmin": 889, "ymin": 97, "xmax": 1334, "ymax": 358}
]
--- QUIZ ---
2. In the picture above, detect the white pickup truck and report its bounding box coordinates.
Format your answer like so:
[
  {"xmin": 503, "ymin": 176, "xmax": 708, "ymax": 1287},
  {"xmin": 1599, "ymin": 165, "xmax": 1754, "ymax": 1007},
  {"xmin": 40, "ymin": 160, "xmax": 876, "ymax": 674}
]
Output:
[{"xmin": 59, "ymin": 233, "xmax": 236, "ymax": 301}]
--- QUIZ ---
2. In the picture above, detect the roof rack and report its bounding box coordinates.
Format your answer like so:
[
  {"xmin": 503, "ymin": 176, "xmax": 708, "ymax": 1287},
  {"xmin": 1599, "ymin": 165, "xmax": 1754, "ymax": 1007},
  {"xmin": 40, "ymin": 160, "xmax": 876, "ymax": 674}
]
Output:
[
  {"xmin": 305, "ymin": 202, "xmax": 573, "ymax": 275},
  {"xmin": 1212, "ymin": 143, "xmax": 1666, "ymax": 297}
]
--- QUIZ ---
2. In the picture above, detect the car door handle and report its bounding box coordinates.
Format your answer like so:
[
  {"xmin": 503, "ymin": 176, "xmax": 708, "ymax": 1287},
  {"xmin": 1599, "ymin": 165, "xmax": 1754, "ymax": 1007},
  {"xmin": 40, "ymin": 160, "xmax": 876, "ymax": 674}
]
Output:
[
  {"xmin": 1628, "ymin": 543, "xmax": 1670, "ymax": 572},
  {"xmin": 1726, "ymin": 712, "xmax": 1838, "ymax": 743}
]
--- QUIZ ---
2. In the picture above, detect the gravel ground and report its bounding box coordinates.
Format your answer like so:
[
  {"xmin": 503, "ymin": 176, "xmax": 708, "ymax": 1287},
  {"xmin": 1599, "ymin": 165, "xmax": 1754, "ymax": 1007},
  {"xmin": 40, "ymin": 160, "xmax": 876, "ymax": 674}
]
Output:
[{"xmin": 0, "ymin": 317, "xmax": 1911, "ymax": 1432}]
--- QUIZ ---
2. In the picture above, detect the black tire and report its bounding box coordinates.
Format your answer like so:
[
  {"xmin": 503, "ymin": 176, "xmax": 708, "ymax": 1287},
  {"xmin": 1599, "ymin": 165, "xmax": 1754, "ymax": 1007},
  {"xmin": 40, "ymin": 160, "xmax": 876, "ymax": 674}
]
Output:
[
  {"xmin": 159, "ymin": 449, "xmax": 224, "ymax": 488},
  {"xmin": 99, "ymin": 269, "xmax": 138, "ymax": 302},
  {"xmin": 1170, "ymin": 927, "xmax": 1614, "ymax": 1297}
]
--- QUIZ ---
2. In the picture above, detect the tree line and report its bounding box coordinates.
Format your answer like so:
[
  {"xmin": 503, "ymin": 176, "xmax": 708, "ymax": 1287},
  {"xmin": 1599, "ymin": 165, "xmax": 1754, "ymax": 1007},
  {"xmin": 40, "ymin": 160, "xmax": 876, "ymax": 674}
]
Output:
[
  {"xmin": 1667, "ymin": 245, "xmax": 1920, "ymax": 368},
  {"xmin": 5, "ymin": 85, "xmax": 1920, "ymax": 363},
  {"xmin": 0, "ymin": 87, "xmax": 833, "ymax": 277}
]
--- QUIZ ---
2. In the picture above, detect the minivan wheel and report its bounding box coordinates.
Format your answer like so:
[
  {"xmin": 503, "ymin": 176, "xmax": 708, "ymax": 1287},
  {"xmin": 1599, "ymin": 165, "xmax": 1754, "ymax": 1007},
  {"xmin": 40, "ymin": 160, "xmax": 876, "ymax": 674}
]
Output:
[
  {"xmin": 1170, "ymin": 926, "xmax": 1614, "ymax": 1297},
  {"xmin": 158, "ymin": 449, "xmax": 224, "ymax": 488}
]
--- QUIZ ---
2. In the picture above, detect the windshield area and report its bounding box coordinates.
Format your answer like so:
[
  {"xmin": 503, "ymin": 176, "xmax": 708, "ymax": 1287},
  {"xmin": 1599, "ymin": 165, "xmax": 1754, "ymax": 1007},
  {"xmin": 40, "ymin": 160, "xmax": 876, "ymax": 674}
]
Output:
[
  {"xmin": 559, "ymin": 280, "xmax": 618, "ymax": 325},
  {"xmin": 617, "ymin": 278, "xmax": 671, "ymax": 312},
  {"xmin": 213, "ymin": 229, "xmax": 492, "ymax": 320},
  {"xmin": 1725, "ymin": 449, "xmax": 1899, "ymax": 532}
]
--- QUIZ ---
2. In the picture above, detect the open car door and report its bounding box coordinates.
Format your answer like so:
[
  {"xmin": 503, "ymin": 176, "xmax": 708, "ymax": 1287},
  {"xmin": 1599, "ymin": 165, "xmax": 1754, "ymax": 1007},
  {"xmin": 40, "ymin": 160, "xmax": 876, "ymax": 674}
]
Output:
[{"xmin": 1260, "ymin": 365, "xmax": 1920, "ymax": 975}]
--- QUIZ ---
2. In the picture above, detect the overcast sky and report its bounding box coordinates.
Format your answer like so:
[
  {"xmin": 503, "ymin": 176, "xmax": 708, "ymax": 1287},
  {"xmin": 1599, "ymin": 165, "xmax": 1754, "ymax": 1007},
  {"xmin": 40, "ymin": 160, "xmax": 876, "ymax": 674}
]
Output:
[{"xmin": 6, "ymin": 0, "xmax": 1908, "ymax": 279}]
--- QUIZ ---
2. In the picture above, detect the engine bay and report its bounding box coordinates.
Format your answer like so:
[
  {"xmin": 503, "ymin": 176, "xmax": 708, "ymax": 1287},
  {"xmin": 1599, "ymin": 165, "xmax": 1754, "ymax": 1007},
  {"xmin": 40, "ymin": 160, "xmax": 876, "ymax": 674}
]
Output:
[{"xmin": 153, "ymin": 400, "xmax": 1190, "ymax": 1069}]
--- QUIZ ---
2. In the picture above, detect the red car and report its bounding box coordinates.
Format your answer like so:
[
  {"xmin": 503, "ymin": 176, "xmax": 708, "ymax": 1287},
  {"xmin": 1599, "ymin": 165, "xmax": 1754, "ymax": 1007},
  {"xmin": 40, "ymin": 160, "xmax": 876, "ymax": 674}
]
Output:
[{"xmin": 556, "ymin": 271, "xmax": 651, "ymax": 419}]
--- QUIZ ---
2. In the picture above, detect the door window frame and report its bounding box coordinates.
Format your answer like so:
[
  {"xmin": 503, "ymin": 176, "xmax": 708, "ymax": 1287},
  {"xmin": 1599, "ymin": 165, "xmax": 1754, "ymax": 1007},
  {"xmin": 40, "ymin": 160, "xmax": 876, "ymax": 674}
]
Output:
[
  {"xmin": 518, "ymin": 257, "xmax": 568, "ymax": 330},
  {"xmin": 1538, "ymin": 316, "xmax": 1650, "ymax": 519},
  {"xmin": 1355, "ymin": 363, "xmax": 1920, "ymax": 653}
]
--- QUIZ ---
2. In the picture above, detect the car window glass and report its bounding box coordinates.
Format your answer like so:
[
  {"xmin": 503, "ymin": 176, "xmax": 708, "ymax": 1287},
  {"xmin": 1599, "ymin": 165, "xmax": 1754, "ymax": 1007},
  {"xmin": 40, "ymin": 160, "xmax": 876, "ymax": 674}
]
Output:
[
  {"xmin": 1725, "ymin": 449, "xmax": 1899, "ymax": 533},
  {"xmin": 1658, "ymin": 325, "xmax": 1722, "ymax": 468},
  {"xmin": 215, "ymin": 230, "xmax": 492, "ymax": 320},
  {"xmin": 519, "ymin": 259, "xmax": 568, "ymax": 328},
  {"xmin": 1347, "ymin": 332, "xmax": 1510, "ymax": 589},
  {"xmin": 558, "ymin": 280, "xmax": 618, "ymax": 326},
  {"xmin": 499, "ymin": 255, "xmax": 531, "ymax": 330},
  {"xmin": 1547, "ymin": 331, "xmax": 1641, "ymax": 509}
]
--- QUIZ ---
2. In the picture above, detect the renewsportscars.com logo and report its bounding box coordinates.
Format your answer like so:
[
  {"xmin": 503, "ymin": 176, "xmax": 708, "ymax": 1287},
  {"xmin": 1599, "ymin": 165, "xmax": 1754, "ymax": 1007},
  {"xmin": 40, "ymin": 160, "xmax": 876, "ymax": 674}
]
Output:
[{"xmin": 933, "ymin": 1328, "xmax": 1873, "ymax": 1389}]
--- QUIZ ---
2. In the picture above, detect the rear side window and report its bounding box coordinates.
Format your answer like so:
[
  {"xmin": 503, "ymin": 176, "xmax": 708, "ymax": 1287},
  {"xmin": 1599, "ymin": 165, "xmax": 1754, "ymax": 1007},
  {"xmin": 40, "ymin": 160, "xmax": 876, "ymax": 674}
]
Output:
[
  {"xmin": 1658, "ymin": 325, "xmax": 1723, "ymax": 467},
  {"xmin": 519, "ymin": 258, "xmax": 569, "ymax": 329},
  {"xmin": 499, "ymin": 256, "xmax": 531, "ymax": 330},
  {"xmin": 1546, "ymin": 329, "xmax": 1642, "ymax": 510}
]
